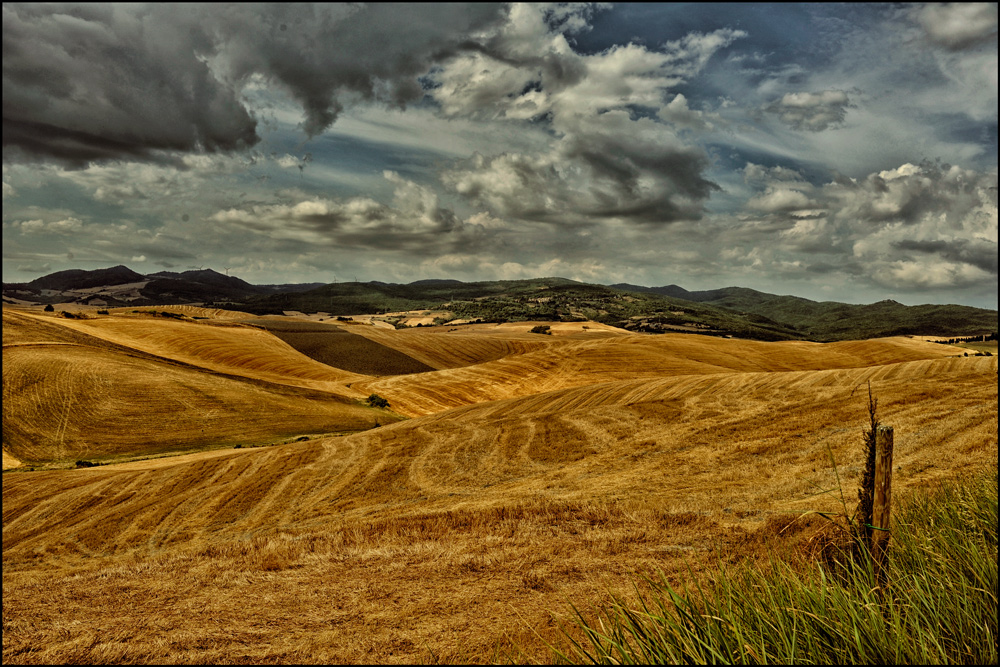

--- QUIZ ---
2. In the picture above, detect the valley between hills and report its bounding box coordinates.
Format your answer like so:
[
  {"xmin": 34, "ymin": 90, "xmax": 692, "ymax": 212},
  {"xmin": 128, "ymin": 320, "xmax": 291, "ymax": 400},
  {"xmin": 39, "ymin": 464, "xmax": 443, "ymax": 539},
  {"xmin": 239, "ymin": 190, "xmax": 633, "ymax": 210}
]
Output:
[{"xmin": 2, "ymin": 299, "xmax": 997, "ymax": 663}]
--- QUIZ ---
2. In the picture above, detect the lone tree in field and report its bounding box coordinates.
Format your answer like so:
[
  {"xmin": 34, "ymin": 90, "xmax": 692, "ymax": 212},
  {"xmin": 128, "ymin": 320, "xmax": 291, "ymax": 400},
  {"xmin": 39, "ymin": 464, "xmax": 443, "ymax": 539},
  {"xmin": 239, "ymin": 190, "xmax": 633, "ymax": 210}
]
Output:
[{"xmin": 366, "ymin": 393, "xmax": 389, "ymax": 409}]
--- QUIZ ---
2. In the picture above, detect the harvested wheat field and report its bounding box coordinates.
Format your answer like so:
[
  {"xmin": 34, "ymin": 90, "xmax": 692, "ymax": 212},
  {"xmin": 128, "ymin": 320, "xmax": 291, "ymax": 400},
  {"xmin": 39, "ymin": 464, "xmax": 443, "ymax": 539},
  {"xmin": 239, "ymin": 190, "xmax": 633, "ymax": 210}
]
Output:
[
  {"xmin": 2, "ymin": 308, "xmax": 395, "ymax": 465},
  {"xmin": 3, "ymin": 304, "xmax": 997, "ymax": 663},
  {"xmin": 242, "ymin": 319, "xmax": 437, "ymax": 376}
]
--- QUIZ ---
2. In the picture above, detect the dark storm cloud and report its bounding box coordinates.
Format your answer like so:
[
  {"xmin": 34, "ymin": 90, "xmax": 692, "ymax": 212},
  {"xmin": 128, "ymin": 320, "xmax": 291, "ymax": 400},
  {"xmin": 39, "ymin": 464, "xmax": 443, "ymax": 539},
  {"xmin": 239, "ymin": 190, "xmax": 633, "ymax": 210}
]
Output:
[
  {"xmin": 2, "ymin": 4, "xmax": 259, "ymax": 167},
  {"xmin": 130, "ymin": 244, "xmax": 198, "ymax": 262},
  {"xmin": 803, "ymin": 262, "xmax": 841, "ymax": 275},
  {"xmin": 430, "ymin": 6, "xmax": 742, "ymax": 227},
  {"xmin": 893, "ymin": 238, "xmax": 998, "ymax": 274},
  {"xmin": 443, "ymin": 125, "xmax": 719, "ymax": 226},
  {"xmin": 208, "ymin": 3, "xmax": 506, "ymax": 134},
  {"xmin": 2, "ymin": 3, "xmax": 506, "ymax": 166}
]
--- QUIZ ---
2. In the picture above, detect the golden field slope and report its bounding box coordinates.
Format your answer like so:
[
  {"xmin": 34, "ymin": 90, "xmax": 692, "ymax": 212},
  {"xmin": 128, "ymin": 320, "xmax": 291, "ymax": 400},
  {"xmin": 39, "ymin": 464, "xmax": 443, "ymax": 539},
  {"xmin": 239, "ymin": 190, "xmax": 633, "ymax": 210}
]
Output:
[
  {"xmin": 2, "ymin": 308, "xmax": 392, "ymax": 464},
  {"xmin": 355, "ymin": 331, "xmax": 962, "ymax": 416},
  {"xmin": 108, "ymin": 304, "xmax": 259, "ymax": 320},
  {"xmin": 5, "ymin": 355, "xmax": 993, "ymax": 558},
  {"xmin": 3, "ymin": 307, "xmax": 996, "ymax": 663},
  {"xmin": 344, "ymin": 323, "xmax": 556, "ymax": 370},
  {"xmin": 30, "ymin": 311, "xmax": 368, "ymax": 391}
]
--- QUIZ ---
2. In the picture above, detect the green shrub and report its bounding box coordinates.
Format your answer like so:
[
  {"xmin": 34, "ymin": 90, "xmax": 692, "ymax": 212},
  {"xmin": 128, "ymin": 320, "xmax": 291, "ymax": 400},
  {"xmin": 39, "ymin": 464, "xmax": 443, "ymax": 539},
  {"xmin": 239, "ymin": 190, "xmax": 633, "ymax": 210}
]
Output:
[
  {"xmin": 366, "ymin": 393, "xmax": 390, "ymax": 409},
  {"xmin": 530, "ymin": 324, "xmax": 552, "ymax": 335},
  {"xmin": 75, "ymin": 460, "xmax": 99, "ymax": 468},
  {"xmin": 43, "ymin": 304, "xmax": 54, "ymax": 312}
]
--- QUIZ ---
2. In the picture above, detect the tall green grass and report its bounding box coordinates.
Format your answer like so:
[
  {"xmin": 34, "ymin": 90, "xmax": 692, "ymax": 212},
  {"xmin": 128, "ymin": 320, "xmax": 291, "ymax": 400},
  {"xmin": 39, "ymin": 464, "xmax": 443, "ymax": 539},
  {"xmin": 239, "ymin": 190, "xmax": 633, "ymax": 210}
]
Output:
[{"xmin": 555, "ymin": 472, "xmax": 998, "ymax": 664}]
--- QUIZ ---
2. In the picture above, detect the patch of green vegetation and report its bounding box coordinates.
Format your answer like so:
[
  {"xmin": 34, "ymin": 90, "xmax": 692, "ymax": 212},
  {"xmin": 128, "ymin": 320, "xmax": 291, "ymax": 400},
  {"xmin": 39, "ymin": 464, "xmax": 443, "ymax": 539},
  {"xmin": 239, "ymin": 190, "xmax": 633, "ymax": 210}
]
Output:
[
  {"xmin": 241, "ymin": 278, "xmax": 996, "ymax": 342},
  {"xmin": 659, "ymin": 288, "xmax": 996, "ymax": 341},
  {"xmin": 366, "ymin": 393, "xmax": 390, "ymax": 409},
  {"xmin": 554, "ymin": 469, "xmax": 997, "ymax": 665}
]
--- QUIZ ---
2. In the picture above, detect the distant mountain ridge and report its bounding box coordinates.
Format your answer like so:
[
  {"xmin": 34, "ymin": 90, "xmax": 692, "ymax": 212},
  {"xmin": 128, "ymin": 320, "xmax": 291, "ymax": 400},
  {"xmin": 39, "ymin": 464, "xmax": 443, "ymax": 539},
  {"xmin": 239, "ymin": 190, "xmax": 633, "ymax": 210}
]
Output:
[
  {"xmin": 146, "ymin": 268, "xmax": 261, "ymax": 292},
  {"xmin": 3, "ymin": 266, "xmax": 322, "ymax": 309},
  {"xmin": 3, "ymin": 266, "xmax": 996, "ymax": 342},
  {"xmin": 27, "ymin": 265, "xmax": 145, "ymax": 291},
  {"xmin": 608, "ymin": 283, "xmax": 997, "ymax": 340}
]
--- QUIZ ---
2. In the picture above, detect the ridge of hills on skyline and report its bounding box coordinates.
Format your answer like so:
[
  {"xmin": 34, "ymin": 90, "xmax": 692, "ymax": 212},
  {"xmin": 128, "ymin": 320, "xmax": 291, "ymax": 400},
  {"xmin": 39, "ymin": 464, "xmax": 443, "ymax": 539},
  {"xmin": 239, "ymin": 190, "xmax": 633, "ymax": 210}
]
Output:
[
  {"xmin": 3, "ymin": 265, "xmax": 324, "ymax": 307},
  {"xmin": 3, "ymin": 265, "xmax": 996, "ymax": 342}
]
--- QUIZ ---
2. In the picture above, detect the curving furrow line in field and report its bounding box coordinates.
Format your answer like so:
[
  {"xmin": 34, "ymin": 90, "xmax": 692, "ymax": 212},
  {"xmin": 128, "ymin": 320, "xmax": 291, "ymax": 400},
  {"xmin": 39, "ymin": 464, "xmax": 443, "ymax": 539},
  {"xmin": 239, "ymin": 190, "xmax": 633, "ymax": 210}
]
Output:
[
  {"xmin": 2, "ymin": 344, "xmax": 384, "ymax": 463},
  {"xmin": 355, "ymin": 334, "xmax": 960, "ymax": 417},
  {"xmin": 347, "ymin": 326, "xmax": 555, "ymax": 370},
  {"xmin": 2, "ymin": 318, "xmax": 989, "ymax": 564},
  {"xmin": 3, "ymin": 356, "xmax": 995, "ymax": 564},
  {"xmin": 56, "ymin": 316, "xmax": 367, "ymax": 394}
]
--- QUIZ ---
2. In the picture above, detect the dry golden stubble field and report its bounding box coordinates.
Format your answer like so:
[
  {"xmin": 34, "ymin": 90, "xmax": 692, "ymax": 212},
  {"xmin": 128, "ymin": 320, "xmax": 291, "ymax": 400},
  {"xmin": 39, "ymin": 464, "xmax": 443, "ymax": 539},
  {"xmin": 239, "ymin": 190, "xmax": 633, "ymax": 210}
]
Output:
[
  {"xmin": 241, "ymin": 319, "xmax": 437, "ymax": 376},
  {"xmin": 344, "ymin": 323, "xmax": 557, "ymax": 371},
  {"xmin": 2, "ymin": 305, "xmax": 996, "ymax": 663},
  {"xmin": 2, "ymin": 308, "xmax": 396, "ymax": 465},
  {"xmin": 29, "ymin": 311, "xmax": 370, "ymax": 392},
  {"xmin": 354, "ymin": 332, "xmax": 966, "ymax": 416}
]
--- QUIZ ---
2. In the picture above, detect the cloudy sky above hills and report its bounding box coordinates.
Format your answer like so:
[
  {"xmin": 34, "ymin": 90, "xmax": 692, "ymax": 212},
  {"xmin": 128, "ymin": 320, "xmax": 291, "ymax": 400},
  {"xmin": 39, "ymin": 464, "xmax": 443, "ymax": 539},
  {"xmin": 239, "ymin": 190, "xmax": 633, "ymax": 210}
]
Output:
[{"xmin": 3, "ymin": 3, "xmax": 997, "ymax": 307}]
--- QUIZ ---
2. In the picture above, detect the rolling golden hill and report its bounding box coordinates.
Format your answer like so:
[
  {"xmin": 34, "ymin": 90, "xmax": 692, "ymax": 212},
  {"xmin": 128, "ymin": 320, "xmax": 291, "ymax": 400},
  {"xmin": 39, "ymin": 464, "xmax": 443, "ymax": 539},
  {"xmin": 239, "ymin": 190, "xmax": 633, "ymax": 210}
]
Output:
[
  {"xmin": 353, "ymin": 331, "xmax": 962, "ymax": 416},
  {"xmin": 37, "ymin": 311, "xmax": 369, "ymax": 392},
  {"xmin": 2, "ymin": 308, "xmax": 393, "ymax": 465},
  {"xmin": 2, "ymin": 305, "xmax": 996, "ymax": 663},
  {"xmin": 346, "ymin": 326, "xmax": 551, "ymax": 370}
]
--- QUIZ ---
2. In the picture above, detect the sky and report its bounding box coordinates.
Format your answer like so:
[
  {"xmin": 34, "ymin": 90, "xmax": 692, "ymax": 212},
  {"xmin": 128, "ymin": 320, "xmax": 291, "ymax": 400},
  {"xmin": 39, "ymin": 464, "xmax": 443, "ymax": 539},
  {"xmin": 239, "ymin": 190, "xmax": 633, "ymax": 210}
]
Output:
[{"xmin": 2, "ymin": 3, "xmax": 997, "ymax": 308}]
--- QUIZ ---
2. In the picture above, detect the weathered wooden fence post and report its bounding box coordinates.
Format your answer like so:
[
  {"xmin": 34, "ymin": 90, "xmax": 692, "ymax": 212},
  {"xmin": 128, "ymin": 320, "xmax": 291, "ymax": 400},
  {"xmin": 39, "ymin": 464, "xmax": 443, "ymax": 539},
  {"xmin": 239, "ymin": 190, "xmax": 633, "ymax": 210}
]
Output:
[{"xmin": 871, "ymin": 425, "xmax": 894, "ymax": 581}]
